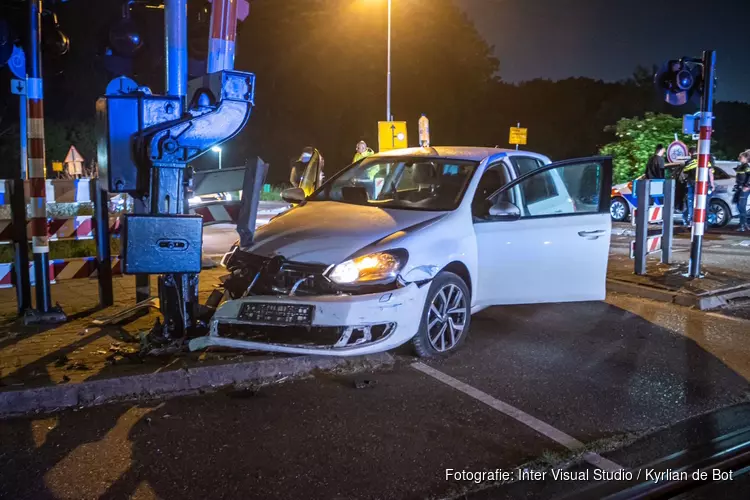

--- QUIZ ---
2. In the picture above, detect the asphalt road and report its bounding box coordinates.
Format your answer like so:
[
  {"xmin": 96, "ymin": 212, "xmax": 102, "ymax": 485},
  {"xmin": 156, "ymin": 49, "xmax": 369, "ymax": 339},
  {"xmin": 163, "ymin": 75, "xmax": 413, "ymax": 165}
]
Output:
[{"xmin": 1, "ymin": 292, "xmax": 749, "ymax": 500}]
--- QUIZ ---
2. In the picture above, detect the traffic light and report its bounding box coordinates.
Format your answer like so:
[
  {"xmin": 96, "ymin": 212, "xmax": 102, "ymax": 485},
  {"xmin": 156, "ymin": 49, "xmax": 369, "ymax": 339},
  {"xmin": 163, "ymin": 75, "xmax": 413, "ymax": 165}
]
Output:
[
  {"xmin": 654, "ymin": 59, "xmax": 704, "ymax": 106},
  {"xmin": 102, "ymin": 1, "xmax": 213, "ymax": 79}
]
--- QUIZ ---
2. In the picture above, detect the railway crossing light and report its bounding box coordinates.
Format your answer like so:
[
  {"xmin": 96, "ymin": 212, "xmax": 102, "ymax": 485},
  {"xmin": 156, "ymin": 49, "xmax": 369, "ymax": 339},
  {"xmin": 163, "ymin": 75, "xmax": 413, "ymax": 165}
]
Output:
[{"xmin": 654, "ymin": 59, "xmax": 704, "ymax": 106}]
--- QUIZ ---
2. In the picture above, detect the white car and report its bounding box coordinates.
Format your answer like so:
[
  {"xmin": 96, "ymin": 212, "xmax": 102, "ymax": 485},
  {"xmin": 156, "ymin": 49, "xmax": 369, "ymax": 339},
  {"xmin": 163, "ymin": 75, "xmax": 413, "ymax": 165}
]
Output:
[{"xmin": 190, "ymin": 147, "xmax": 612, "ymax": 357}]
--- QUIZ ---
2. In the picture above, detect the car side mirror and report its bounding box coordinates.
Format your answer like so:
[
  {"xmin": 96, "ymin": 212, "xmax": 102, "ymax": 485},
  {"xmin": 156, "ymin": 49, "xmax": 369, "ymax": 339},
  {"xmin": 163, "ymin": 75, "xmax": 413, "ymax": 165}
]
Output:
[
  {"xmin": 488, "ymin": 200, "xmax": 521, "ymax": 221},
  {"xmin": 281, "ymin": 187, "xmax": 305, "ymax": 204}
]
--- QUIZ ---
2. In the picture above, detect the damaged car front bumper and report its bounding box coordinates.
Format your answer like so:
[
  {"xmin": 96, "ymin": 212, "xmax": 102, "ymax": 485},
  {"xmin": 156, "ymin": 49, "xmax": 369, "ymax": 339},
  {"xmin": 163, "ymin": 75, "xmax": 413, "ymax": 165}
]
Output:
[{"xmin": 189, "ymin": 282, "xmax": 430, "ymax": 356}]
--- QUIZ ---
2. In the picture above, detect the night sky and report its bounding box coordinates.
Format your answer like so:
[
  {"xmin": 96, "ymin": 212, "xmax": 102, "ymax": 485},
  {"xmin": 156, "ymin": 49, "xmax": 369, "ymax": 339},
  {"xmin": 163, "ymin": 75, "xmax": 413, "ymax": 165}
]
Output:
[{"xmin": 459, "ymin": 0, "xmax": 750, "ymax": 103}]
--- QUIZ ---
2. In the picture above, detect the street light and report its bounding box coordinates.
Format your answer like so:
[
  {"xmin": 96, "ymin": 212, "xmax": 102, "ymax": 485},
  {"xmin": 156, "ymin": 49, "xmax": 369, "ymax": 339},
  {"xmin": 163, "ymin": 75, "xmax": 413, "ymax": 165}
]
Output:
[
  {"xmin": 386, "ymin": 0, "xmax": 392, "ymax": 121},
  {"xmin": 211, "ymin": 145, "xmax": 222, "ymax": 169},
  {"xmin": 362, "ymin": 0, "xmax": 392, "ymax": 120}
]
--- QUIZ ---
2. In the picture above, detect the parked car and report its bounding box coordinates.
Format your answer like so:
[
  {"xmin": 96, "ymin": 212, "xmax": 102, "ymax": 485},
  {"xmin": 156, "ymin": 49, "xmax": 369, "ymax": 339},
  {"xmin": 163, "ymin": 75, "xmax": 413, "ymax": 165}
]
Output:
[
  {"xmin": 190, "ymin": 147, "xmax": 612, "ymax": 358},
  {"xmin": 609, "ymin": 161, "xmax": 746, "ymax": 227}
]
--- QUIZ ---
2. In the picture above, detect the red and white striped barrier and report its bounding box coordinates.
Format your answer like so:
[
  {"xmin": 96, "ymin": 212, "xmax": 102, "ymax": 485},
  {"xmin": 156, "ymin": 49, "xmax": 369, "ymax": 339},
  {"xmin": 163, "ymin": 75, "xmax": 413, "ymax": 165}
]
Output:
[
  {"xmin": 0, "ymin": 178, "xmax": 122, "ymax": 205},
  {"xmin": 630, "ymin": 235, "xmax": 662, "ymax": 259},
  {"xmin": 631, "ymin": 206, "xmax": 663, "ymax": 225},
  {"xmin": 0, "ymin": 217, "xmax": 122, "ymax": 243},
  {"xmin": 0, "ymin": 257, "xmax": 122, "ymax": 288}
]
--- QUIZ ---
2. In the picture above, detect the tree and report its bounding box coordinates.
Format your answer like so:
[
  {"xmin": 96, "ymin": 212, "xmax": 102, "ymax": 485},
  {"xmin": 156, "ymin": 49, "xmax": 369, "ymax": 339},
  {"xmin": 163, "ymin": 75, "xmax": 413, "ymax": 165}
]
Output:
[{"xmin": 599, "ymin": 113, "xmax": 691, "ymax": 183}]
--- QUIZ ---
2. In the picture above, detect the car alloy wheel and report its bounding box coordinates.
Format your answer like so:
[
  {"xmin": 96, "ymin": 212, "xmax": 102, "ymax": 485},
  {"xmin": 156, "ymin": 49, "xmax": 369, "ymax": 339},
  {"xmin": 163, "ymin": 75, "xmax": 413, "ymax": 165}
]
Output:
[
  {"xmin": 708, "ymin": 200, "xmax": 728, "ymax": 227},
  {"xmin": 610, "ymin": 198, "xmax": 628, "ymax": 222},
  {"xmin": 426, "ymin": 283, "xmax": 467, "ymax": 352}
]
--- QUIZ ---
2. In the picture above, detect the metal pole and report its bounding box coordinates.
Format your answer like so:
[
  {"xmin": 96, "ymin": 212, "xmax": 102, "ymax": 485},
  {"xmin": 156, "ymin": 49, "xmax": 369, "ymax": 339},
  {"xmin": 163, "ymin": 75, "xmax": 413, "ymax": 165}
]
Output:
[
  {"xmin": 207, "ymin": 0, "xmax": 238, "ymax": 73},
  {"xmin": 218, "ymin": 149, "xmax": 222, "ymax": 170},
  {"xmin": 634, "ymin": 179, "xmax": 649, "ymax": 275},
  {"xmin": 165, "ymin": 0, "xmax": 188, "ymax": 104},
  {"xmin": 516, "ymin": 122, "xmax": 520, "ymax": 151},
  {"xmin": 10, "ymin": 179, "xmax": 31, "ymax": 314},
  {"xmin": 27, "ymin": 0, "xmax": 52, "ymax": 313},
  {"xmin": 662, "ymin": 179, "xmax": 675, "ymax": 264},
  {"xmin": 688, "ymin": 50, "xmax": 716, "ymax": 278},
  {"xmin": 91, "ymin": 179, "xmax": 113, "ymax": 307},
  {"xmin": 386, "ymin": 0, "xmax": 392, "ymax": 121},
  {"xmin": 19, "ymin": 93, "xmax": 28, "ymax": 180}
]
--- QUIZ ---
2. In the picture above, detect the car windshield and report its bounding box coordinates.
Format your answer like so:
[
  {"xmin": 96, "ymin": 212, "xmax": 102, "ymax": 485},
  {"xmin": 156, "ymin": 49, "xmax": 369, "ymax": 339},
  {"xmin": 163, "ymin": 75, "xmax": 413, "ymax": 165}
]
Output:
[{"xmin": 310, "ymin": 157, "xmax": 479, "ymax": 211}]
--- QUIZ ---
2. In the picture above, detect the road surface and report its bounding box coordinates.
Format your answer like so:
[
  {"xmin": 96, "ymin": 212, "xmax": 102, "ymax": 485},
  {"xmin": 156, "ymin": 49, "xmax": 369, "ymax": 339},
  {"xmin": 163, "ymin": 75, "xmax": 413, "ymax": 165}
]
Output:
[{"xmin": 1, "ymin": 291, "xmax": 749, "ymax": 499}]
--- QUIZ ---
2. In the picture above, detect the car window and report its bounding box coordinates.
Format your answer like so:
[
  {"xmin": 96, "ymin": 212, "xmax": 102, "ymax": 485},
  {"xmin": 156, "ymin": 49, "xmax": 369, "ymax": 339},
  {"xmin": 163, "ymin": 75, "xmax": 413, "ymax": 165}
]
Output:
[
  {"xmin": 311, "ymin": 158, "xmax": 479, "ymax": 211},
  {"xmin": 472, "ymin": 163, "xmax": 510, "ymax": 217},
  {"xmin": 713, "ymin": 168, "xmax": 731, "ymax": 180},
  {"xmin": 522, "ymin": 170, "xmax": 558, "ymax": 206},
  {"xmin": 512, "ymin": 157, "xmax": 545, "ymax": 176},
  {"xmin": 487, "ymin": 161, "xmax": 602, "ymax": 218}
]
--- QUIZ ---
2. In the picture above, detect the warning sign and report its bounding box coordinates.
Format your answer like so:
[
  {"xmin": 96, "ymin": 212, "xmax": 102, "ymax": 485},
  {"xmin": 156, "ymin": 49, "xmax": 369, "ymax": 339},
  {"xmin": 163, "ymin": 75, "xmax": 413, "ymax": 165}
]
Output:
[
  {"xmin": 509, "ymin": 127, "xmax": 528, "ymax": 145},
  {"xmin": 378, "ymin": 121, "xmax": 408, "ymax": 152}
]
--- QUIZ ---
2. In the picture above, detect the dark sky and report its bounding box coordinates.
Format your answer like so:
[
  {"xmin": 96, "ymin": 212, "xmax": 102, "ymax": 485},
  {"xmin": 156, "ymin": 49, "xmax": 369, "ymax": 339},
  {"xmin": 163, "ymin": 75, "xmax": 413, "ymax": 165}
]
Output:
[{"xmin": 459, "ymin": 0, "xmax": 750, "ymax": 102}]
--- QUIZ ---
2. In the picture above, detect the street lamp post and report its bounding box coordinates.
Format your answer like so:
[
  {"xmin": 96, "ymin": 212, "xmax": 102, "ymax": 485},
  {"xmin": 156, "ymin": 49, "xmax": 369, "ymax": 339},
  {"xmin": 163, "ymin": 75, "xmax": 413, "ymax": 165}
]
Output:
[
  {"xmin": 212, "ymin": 146, "xmax": 222, "ymax": 170},
  {"xmin": 386, "ymin": 0, "xmax": 392, "ymax": 121}
]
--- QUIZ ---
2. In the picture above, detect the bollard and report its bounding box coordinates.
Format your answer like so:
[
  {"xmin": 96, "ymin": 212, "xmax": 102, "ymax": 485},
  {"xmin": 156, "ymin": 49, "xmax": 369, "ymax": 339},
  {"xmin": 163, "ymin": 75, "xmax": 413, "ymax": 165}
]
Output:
[
  {"xmin": 91, "ymin": 178, "xmax": 113, "ymax": 307},
  {"xmin": 236, "ymin": 157, "xmax": 269, "ymax": 248},
  {"xmin": 10, "ymin": 178, "xmax": 31, "ymax": 314},
  {"xmin": 662, "ymin": 179, "xmax": 675, "ymax": 264},
  {"xmin": 634, "ymin": 179, "xmax": 650, "ymax": 275}
]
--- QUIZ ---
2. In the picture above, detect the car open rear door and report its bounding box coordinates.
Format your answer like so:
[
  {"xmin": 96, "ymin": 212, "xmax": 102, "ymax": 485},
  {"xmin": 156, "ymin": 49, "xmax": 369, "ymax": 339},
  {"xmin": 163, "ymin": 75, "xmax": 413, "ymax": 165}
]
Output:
[{"xmin": 473, "ymin": 157, "xmax": 612, "ymax": 307}]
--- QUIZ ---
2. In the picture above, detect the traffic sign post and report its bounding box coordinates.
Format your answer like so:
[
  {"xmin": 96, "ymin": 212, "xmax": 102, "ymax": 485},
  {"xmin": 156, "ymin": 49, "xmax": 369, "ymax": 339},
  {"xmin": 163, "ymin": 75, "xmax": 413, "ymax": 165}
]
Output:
[
  {"xmin": 378, "ymin": 121, "xmax": 407, "ymax": 152},
  {"xmin": 666, "ymin": 140, "xmax": 688, "ymax": 164},
  {"xmin": 509, "ymin": 123, "xmax": 527, "ymax": 150},
  {"xmin": 688, "ymin": 50, "xmax": 717, "ymax": 278}
]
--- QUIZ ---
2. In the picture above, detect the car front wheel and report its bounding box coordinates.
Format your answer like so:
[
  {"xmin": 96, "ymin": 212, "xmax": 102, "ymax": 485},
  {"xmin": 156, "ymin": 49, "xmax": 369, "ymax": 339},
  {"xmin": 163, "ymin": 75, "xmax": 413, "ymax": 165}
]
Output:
[
  {"xmin": 708, "ymin": 199, "xmax": 730, "ymax": 228},
  {"xmin": 412, "ymin": 271, "xmax": 471, "ymax": 358},
  {"xmin": 610, "ymin": 197, "xmax": 630, "ymax": 222}
]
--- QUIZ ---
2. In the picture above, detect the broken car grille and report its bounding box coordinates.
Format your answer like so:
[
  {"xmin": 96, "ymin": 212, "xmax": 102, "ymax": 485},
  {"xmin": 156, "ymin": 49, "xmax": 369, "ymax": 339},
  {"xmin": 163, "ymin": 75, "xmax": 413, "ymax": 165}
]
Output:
[
  {"xmin": 218, "ymin": 323, "xmax": 395, "ymax": 348},
  {"xmin": 225, "ymin": 251, "xmax": 335, "ymax": 296}
]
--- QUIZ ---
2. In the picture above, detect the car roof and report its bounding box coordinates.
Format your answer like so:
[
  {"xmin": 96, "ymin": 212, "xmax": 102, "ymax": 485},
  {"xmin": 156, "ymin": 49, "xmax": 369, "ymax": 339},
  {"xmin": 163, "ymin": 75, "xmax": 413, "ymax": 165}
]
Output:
[{"xmin": 372, "ymin": 146, "xmax": 547, "ymax": 162}]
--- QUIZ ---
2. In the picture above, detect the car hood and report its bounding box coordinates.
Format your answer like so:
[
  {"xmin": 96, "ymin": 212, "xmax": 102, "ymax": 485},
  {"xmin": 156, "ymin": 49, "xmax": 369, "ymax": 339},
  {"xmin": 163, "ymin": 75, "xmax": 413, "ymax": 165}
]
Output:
[{"xmin": 248, "ymin": 201, "xmax": 445, "ymax": 264}]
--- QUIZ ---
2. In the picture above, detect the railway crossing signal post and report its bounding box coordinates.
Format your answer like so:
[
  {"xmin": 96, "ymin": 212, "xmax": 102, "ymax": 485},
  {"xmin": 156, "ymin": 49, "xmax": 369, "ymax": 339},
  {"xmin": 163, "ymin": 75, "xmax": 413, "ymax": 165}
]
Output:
[
  {"xmin": 655, "ymin": 50, "xmax": 717, "ymax": 278},
  {"xmin": 96, "ymin": 0, "xmax": 255, "ymax": 341}
]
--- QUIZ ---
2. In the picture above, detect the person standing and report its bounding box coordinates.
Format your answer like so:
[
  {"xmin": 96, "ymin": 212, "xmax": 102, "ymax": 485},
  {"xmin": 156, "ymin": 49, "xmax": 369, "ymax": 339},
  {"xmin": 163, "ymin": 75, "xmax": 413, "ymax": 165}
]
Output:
[
  {"xmin": 353, "ymin": 141, "xmax": 374, "ymax": 163},
  {"xmin": 645, "ymin": 144, "xmax": 666, "ymax": 179},
  {"xmin": 734, "ymin": 150, "xmax": 750, "ymax": 232}
]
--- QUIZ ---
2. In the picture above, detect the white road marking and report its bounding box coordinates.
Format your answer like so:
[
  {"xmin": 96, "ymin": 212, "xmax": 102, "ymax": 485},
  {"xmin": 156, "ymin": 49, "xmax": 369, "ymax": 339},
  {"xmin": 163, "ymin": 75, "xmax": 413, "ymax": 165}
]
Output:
[{"xmin": 412, "ymin": 362, "xmax": 623, "ymax": 472}]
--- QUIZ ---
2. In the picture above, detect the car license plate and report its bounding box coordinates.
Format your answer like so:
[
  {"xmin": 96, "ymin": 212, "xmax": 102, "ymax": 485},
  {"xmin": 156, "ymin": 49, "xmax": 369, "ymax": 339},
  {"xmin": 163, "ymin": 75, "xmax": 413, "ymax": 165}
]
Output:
[{"xmin": 238, "ymin": 303, "xmax": 314, "ymax": 326}]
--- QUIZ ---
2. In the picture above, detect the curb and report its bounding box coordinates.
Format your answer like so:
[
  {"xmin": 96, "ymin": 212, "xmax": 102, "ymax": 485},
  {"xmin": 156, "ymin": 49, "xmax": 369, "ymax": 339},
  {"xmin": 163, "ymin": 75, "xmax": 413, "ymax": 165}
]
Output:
[
  {"xmin": 0, "ymin": 352, "xmax": 393, "ymax": 419},
  {"xmin": 607, "ymin": 278, "xmax": 750, "ymax": 310}
]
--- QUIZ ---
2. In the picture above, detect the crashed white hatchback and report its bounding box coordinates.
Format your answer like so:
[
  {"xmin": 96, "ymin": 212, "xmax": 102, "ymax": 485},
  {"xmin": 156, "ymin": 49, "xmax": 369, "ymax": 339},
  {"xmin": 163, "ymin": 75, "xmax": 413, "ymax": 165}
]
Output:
[{"xmin": 190, "ymin": 147, "xmax": 613, "ymax": 357}]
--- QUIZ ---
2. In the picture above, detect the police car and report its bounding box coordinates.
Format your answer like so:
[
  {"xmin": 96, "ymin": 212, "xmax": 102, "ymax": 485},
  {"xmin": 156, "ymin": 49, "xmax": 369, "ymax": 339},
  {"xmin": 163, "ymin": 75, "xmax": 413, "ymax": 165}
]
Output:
[{"xmin": 610, "ymin": 161, "xmax": 744, "ymax": 227}]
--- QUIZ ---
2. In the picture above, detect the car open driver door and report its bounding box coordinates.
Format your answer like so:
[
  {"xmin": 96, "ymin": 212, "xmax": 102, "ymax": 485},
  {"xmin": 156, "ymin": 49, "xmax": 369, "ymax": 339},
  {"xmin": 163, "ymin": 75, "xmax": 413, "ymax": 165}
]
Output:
[{"xmin": 473, "ymin": 156, "xmax": 613, "ymax": 307}]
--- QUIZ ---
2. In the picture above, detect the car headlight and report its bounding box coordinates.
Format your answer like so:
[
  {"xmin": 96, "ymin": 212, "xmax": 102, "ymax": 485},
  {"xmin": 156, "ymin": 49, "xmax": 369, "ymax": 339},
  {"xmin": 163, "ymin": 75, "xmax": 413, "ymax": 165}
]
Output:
[{"xmin": 328, "ymin": 250, "xmax": 408, "ymax": 285}]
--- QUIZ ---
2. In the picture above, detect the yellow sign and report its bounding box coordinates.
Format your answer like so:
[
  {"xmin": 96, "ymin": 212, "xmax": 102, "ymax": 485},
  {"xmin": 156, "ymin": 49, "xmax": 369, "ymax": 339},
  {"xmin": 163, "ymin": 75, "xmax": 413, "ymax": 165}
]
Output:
[
  {"xmin": 378, "ymin": 121, "xmax": 408, "ymax": 152},
  {"xmin": 509, "ymin": 127, "xmax": 528, "ymax": 145},
  {"xmin": 52, "ymin": 161, "xmax": 63, "ymax": 172}
]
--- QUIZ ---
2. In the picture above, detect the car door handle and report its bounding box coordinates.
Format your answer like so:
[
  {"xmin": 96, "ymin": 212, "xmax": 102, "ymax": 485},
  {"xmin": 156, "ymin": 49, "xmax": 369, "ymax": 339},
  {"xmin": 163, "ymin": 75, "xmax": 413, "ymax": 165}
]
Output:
[{"xmin": 578, "ymin": 230, "xmax": 606, "ymax": 239}]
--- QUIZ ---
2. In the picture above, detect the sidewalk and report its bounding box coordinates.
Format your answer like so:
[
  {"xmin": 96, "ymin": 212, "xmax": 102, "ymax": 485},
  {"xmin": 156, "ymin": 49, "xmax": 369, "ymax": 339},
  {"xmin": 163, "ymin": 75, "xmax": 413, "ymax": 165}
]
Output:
[
  {"xmin": 0, "ymin": 269, "xmax": 391, "ymax": 416},
  {"xmin": 608, "ymin": 224, "xmax": 750, "ymax": 309}
]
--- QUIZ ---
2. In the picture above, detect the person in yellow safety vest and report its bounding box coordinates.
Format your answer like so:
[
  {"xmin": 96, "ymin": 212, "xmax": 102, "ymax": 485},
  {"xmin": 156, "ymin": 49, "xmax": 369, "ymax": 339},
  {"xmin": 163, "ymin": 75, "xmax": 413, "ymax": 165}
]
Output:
[
  {"xmin": 681, "ymin": 147, "xmax": 715, "ymax": 226},
  {"xmin": 353, "ymin": 141, "xmax": 374, "ymax": 164}
]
